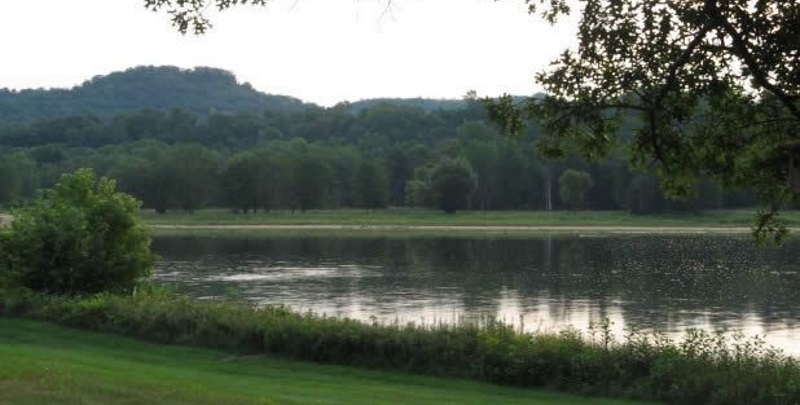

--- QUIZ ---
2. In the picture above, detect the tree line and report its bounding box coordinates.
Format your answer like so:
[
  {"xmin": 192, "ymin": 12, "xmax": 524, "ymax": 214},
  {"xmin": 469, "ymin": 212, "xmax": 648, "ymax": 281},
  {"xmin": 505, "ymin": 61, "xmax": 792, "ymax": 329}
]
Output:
[{"xmin": 0, "ymin": 100, "xmax": 758, "ymax": 214}]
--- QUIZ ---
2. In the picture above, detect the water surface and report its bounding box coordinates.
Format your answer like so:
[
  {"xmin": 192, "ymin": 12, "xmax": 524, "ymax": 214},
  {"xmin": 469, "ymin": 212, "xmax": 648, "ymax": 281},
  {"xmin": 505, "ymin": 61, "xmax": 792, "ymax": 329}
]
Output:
[{"xmin": 153, "ymin": 234, "xmax": 800, "ymax": 354}]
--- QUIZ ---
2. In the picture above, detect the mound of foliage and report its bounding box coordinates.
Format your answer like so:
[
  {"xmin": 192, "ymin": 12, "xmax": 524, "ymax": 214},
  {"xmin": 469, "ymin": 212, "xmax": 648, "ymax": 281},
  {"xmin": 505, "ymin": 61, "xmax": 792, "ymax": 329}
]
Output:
[{"xmin": 0, "ymin": 169, "xmax": 154, "ymax": 294}]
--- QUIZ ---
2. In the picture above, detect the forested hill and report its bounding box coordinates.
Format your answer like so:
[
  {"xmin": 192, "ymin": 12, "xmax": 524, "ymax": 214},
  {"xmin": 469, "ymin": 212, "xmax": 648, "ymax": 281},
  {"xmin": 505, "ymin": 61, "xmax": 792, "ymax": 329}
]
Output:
[
  {"xmin": 347, "ymin": 95, "xmax": 538, "ymax": 114},
  {"xmin": 348, "ymin": 98, "xmax": 468, "ymax": 114},
  {"xmin": 0, "ymin": 66, "xmax": 754, "ymax": 215},
  {"xmin": 0, "ymin": 66, "xmax": 309, "ymax": 125}
]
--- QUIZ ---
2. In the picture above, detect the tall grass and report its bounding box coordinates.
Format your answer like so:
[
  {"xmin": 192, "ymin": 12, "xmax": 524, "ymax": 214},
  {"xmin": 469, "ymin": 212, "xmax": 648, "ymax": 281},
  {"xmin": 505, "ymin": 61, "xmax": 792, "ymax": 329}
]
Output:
[{"xmin": 1, "ymin": 286, "xmax": 798, "ymax": 405}]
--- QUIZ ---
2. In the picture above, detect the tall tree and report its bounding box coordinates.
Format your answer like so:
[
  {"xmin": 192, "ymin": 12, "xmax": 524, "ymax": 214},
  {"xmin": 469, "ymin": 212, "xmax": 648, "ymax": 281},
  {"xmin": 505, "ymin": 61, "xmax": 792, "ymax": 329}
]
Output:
[
  {"xmin": 353, "ymin": 159, "xmax": 389, "ymax": 210},
  {"xmin": 405, "ymin": 165, "xmax": 436, "ymax": 208},
  {"xmin": 488, "ymin": 0, "xmax": 800, "ymax": 241},
  {"xmin": 291, "ymin": 153, "xmax": 330, "ymax": 212},
  {"xmin": 431, "ymin": 158, "xmax": 477, "ymax": 214},
  {"xmin": 112, "ymin": 143, "xmax": 219, "ymax": 213},
  {"xmin": 558, "ymin": 169, "xmax": 594, "ymax": 211},
  {"xmin": 160, "ymin": 144, "xmax": 220, "ymax": 213},
  {"xmin": 625, "ymin": 174, "xmax": 666, "ymax": 214},
  {"xmin": 222, "ymin": 149, "xmax": 277, "ymax": 213}
]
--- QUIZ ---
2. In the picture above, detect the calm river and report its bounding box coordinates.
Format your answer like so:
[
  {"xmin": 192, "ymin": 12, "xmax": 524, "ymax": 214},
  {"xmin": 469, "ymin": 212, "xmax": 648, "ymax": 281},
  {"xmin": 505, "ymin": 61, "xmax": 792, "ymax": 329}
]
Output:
[{"xmin": 153, "ymin": 234, "xmax": 800, "ymax": 354}]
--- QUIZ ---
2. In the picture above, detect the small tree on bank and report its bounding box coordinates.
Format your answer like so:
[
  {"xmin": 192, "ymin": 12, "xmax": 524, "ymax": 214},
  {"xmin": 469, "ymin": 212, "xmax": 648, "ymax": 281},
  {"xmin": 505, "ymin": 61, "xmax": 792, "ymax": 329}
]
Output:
[
  {"xmin": 0, "ymin": 169, "xmax": 154, "ymax": 295},
  {"xmin": 431, "ymin": 158, "xmax": 477, "ymax": 214},
  {"xmin": 559, "ymin": 169, "xmax": 594, "ymax": 211}
]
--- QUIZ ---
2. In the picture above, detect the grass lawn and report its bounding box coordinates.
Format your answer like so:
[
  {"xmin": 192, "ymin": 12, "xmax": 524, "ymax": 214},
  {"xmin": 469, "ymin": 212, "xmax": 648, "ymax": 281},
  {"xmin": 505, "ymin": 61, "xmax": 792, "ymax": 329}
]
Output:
[{"xmin": 0, "ymin": 318, "xmax": 650, "ymax": 405}]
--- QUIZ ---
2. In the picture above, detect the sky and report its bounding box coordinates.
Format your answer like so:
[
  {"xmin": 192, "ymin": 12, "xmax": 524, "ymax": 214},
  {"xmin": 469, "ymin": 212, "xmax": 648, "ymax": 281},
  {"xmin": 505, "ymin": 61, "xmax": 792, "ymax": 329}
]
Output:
[{"xmin": 0, "ymin": 0, "xmax": 578, "ymax": 107}]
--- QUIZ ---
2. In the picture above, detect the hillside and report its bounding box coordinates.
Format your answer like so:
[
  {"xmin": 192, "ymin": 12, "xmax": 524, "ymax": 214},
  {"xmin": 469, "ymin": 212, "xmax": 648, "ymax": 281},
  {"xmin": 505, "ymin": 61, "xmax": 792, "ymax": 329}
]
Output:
[
  {"xmin": 348, "ymin": 97, "xmax": 469, "ymax": 114},
  {"xmin": 0, "ymin": 66, "xmax": 309, "ymax": 125},
  {"xmin": 347, "ymin": 95, "xmax": 538, "ymax": 114}
]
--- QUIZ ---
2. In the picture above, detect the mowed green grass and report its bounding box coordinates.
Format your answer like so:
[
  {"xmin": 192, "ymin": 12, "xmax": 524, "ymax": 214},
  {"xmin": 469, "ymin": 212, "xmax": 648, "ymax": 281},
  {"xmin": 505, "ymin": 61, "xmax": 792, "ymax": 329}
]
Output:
[
  {"xmin": 141, "ymin": 207, "xmax": 800, "ymax": 227},
  {"xmin": 0, "ymin": 318, "xmax": 648, "ymax": 405}
]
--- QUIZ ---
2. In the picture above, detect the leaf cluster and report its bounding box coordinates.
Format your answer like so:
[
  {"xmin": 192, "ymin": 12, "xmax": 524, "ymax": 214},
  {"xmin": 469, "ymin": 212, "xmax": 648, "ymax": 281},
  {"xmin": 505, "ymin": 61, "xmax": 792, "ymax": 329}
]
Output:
[{"xmin": 144, "ymin": 0, "xmax": 269, "ymax": 34}]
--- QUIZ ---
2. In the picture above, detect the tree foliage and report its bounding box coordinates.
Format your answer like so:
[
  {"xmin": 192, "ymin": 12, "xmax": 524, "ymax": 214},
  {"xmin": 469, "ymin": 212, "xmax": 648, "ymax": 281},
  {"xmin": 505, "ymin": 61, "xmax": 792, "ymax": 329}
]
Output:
[
  {"xmin": 292, "ymin": 153, "xmax": 331, "ymax": 212},
  {"xmin": 144, "ymin": 0, "xmax": 269, "ymax": 34},
  {"xmin": 0, "ymin": 169, "xmax": 154, "ymax": 295},
  {"xmin": 558, "ymin": 169, "xmax": 594, "ymax": 211},
  {"xmin": 431, "ymin": 158, "xmax": 477, "ymax": 214},
  {"xmin": 354, "ymin": 158, "xmax": 389, "ymax": 210},
  {"xmin": 0, "ymin": 154, "xmax": 38, "ymax": 206},
  {"xmin": 222, "ymin": 149, "xmax": 278, "ymax": 213},
  {"xmin": 488, "ymin": 0, "xmax": 800, "ymax": 242}
]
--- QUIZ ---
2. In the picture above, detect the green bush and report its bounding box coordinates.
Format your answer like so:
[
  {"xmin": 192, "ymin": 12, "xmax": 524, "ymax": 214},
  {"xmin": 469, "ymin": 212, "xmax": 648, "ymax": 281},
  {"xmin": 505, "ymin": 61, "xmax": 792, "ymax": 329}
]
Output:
[{"xmin": 0, "ymin": 169, "xmax": 154, "ymax": 295}]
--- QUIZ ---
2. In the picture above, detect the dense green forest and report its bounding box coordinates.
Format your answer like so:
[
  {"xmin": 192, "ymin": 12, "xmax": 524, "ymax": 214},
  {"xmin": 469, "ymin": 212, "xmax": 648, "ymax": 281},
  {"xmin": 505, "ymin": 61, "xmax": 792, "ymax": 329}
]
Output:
[
  {"xmin": 0, "ymin": 66, "xmax": 756, "ymax": 214},
  {"xmin": 0, "ymin": 66, "xmax": 307, "ymax": 126}
]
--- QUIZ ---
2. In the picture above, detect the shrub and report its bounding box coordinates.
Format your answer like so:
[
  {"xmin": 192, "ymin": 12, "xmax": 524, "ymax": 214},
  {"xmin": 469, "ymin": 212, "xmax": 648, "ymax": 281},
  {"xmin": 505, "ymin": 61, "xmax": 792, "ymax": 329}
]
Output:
[{"xmin": 0, "ymin": 169, "xmax": 154, "ymax": 295}]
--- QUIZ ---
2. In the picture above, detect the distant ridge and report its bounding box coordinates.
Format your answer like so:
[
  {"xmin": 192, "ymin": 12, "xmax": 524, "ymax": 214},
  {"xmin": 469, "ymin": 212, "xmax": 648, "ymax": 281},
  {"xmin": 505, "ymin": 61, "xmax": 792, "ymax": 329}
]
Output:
[
  {"xmin": 348, "ymin": 98, "xmax": 469, "ymax": 114},
  {"xmin": 0, "ymin": 66, "xmax": 310, "ymax": 125},
  {"xmin": 346, "ymin": 94, "xmax": 541, "ymax": 114},
  {"xmin": 0, "ymin": 65, "xmax": 536, "ymax": 126}
]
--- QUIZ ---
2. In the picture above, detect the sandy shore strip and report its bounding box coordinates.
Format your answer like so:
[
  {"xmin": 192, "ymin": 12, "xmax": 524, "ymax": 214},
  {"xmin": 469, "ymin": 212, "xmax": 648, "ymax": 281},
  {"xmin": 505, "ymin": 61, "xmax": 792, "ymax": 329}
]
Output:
[{"xmin": 150, "ymin": 224, "xmax": 769, "ymax": 234}]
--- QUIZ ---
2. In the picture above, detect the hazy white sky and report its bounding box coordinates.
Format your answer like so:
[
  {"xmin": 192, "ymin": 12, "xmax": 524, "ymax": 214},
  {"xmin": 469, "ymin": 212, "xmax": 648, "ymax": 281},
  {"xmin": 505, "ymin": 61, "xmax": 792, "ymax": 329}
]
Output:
[{"xmin": 0, "ymin": 0, "xmax": 577, "ymax": 106}]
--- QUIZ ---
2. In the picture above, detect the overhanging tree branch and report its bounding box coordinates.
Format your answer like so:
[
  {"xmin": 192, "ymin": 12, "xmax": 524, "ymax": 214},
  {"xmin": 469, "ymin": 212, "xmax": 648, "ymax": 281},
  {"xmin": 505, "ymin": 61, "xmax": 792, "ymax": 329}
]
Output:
[
  {"xmin": 655, "ymin": 22, "xmax": 713, "ymax": 104},
  {"xmin": 705, "ymin": 0, "xmax": 800, "ymax": 122}
]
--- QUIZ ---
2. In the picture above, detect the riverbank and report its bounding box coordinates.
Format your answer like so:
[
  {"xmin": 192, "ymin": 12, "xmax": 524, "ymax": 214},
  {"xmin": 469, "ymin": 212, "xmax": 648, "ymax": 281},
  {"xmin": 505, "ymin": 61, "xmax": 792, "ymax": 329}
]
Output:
[
  {"xmin": 138, "ymin": 208, "xmax": 800, "ymax": 238},
  {"xmin": 143, "ymin": 209, "xmax": 800, "ymax": 237},
  {"xmin": 7, "ymin": 209, "xmax": 800, "ymax": 234},
  {"xmin": 2, "ymin": 288, "xmax": 797, "ymax": 405},
  {"xmin": 0, "ymin": 318, "xmax": 639, "ymax": 405},
  {"xmin": 151, "ymin": 223, "xmax": 759, "ymax": 235},
  {"xmin": 144, "ymin": 208, "xmax": 800, "ymax": 227}
]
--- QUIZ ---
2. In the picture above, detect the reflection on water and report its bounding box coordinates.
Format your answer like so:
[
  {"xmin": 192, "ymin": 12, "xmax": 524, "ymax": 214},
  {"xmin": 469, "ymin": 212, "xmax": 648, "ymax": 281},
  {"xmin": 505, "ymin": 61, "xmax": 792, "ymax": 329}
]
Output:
[{"xmin": 153, "ymin": 235, "xmax": 800, "ymax": 354}]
